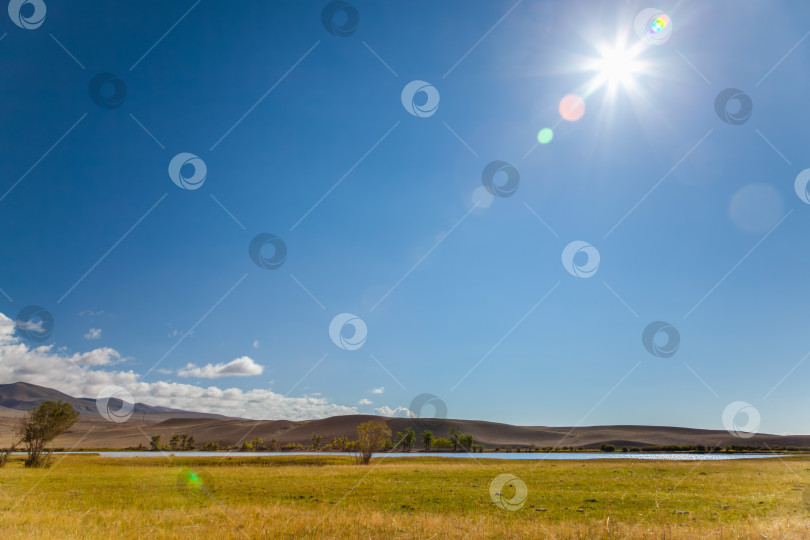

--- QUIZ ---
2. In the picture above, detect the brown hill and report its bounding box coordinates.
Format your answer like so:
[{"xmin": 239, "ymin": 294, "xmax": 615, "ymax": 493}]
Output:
[
  {"xmin": 0, "ymin": 381, "xmax": 234, "ymax": 421},
  {"xmin": 1, "ymin": 382, "xmax": 808, "ymax": 450}
]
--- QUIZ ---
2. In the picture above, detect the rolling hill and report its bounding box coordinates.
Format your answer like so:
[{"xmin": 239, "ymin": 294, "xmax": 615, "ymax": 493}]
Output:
[{"xmin": 0, "ymin": 381, "xmax": 808, "ymax": 450}]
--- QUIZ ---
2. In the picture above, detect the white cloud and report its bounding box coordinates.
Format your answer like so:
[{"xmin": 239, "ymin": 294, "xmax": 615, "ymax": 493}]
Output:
[
  {"xmin": 358, "ymin": 398, "xmax": 372, "ymax": 405},
  {"xmin": 372, "ymin": 386, "xmax": 384, "ymax": 394},
  {"xmin": 84, "ymin": 328, "xmax": 102, "ymax": 340},
  {"xmin": 68, "ymin": 348, "xmax": 123, "ymax": 366},
  {"xmin": 252, "ymin": 340, "xmax": 259, "ymax": 349},
  {"xmin": 78, "ymin": 310, "xmax": 104, "ymax": 316},
  {"xmin": 157, "ymin": 368, "xmax": 173, "ymax": 375},
  {"xmin": 0, "ymin": 313, "xmax": 357, "ymax": 421},
  {"xmin": 177, "ymin": 356, "xmax": 263, "ymax": 379},
  {"xmin": 16, "ymin": 318, "xmax": 45, "ymax": 334},
  {"xmin": 373, "ymin": 405, "xmax": 413, "ymax": 418}
]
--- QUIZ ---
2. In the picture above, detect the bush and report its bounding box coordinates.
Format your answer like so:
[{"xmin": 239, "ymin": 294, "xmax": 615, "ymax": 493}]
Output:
[
  {"xmin": 282, "ymin": 443, "xmax": 303, "ymax": 452},
  {"xmin": 600, "ymin": 444, "xmax": 615, "ymax": 452},
  {"xmin": 326, "ymin": 436, "xmax": 349, "ymax": 451},
  {"xmin": 432, "ymin": 437, "xmax": 453, "ymax": 449}
]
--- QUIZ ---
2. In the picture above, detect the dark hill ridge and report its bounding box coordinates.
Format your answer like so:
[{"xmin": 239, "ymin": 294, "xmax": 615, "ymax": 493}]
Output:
[
  {"xmin": 1, "ymin": 381, "xmax": 809, "ymax": 450},
  {"xmin": 0, "ymin": 381, "xmax": 231, "ymax": 420}
]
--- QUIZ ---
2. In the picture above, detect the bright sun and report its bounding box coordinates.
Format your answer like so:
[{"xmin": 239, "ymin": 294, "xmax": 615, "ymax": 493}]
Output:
[
  {"xmin": 595, "ymin": 47, "xmax": 640, "ymax": 85},
  {"xmin": 580, "ymin": 40, "xmax": 647, "ymax": 99}
]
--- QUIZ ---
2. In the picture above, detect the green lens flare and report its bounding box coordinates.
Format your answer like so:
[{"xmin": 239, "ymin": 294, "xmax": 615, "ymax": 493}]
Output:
[
  {"xmin": 537, "ymin": 128, "xmax": 554, "ymax": 144},
  {"xmin": 178, "ymin": 468, "xmax": 208, "ymax": 497}
]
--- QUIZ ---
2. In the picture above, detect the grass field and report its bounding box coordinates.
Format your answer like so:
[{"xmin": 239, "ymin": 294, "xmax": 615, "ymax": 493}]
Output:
[{"xmin": 1, "ymin": 454, "xmax": 809, "ymax": 538}]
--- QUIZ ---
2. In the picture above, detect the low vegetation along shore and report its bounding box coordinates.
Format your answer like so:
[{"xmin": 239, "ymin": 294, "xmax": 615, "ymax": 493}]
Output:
[{"xmin": 1, "ymin": 453, "xmax": 810, "ymax": 538}]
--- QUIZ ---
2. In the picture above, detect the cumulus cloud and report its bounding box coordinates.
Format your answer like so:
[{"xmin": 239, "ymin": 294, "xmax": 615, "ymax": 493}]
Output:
[
  {"xmin": 0, "ymin": 313, "xmax": 357, "ymax": 421},
  {"xmin": 358, "ymin": 398, "xmax": 372, "ymax": 405},
  {"xmin": 84, "ymin": 328, "xmax": 102, "ymax": 340},
  {"xmin": 16, "ymin": 318, "xmax": 45, "ymax": 335},
  {"xmin": 177, "ymin": 356, "xmax": 263, "ymax": 379},
  {"xmin": 374, "ymin": 405, "xmax": 414, "ymax": 418},
  {"xmin": 68, "ymin": 348, "xmax": 123, "ymax": 366},
  {"xmin": 372, "ymin": 386, "xmax": 384, "ymax": 394}
]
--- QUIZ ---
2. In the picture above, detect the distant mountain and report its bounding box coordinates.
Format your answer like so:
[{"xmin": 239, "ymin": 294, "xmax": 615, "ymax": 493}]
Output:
[
  {"xmin": 1, "ymin": 382, "xmax": 809, "ymax": 450},
  {"xmin": 0, "ymin": 381, "xmax": 231, "ymax": 420}
]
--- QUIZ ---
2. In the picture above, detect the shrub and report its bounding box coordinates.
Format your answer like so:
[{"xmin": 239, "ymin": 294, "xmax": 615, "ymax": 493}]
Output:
[
  {"xmin": 282, "ymin": 443, "xmax": 303, "ymax": 452},
  {"xmin": 432, "ymin": 437, "xmax": 453, "ymax": 449}
]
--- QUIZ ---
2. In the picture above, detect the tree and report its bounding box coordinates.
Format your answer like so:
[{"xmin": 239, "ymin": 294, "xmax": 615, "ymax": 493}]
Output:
[
  {"xmin": 17, "ymin": 400, "xmax": 79, "ymax": 467},
  {"xmin": 403, "ymin": 428, "xmax": 416, "ymax": 452},
  {"xmin": 326, "ymin": 436, "xmax": 349, "ymax": 451},
  {"xmin": 355, "ymin": 421, "xmax": 391, "ymax": 465},
  {"xmin": 169, "ymin": 434, "xmax": 181, "ymax": 451},
  {"xmin": 185, "ymin": 436, "xmax": 195, "ymax": 450},
  {"xmin": 251, "ymin": 437, "xmax": 264, "ymax": 451},
  {"xmin": 459, "ymin": 434, "xmax": 474, "ymax": 451},
  {"xmin": 0, "ymin": 436, "xmax": 15, "ymax": 467},
  {"xmin": 312, "ymin": 433, "xmax": 322, "ymax": 451},
  {"xmin": 432, "ymin": 437, "xmax": 453, "ymax": 449},
  {"xmin": 202, "ymin": 442, "xmax": 219, "ymax": 451},
  {"xmin": 421, "ymin": 430, "xmax": 434, "ymax": 451},
  {"xmin": 448, "ymin": 427, "xmax": 461, "ymax": 451},
  {"xmin": 150, "ymin": 435, "xmax": 162, "ymax": 451},
  {"xmin": 600, "ymin": 444, "xmax": 615, "ymax": 452}
]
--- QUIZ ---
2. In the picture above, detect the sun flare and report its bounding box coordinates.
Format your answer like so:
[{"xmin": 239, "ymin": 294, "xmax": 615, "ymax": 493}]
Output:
[
  {"xmin": 594, "ymin": 46, "xmax": 641, "ymax": 85},
  {"xmin": 578, "ymin": 39, "xmax": 648, "ymax": 103}
]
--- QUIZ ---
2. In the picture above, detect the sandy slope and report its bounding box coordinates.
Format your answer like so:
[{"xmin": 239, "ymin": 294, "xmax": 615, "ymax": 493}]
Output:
[{"xmin": 1, "ymin": 382, "xmax": 808, "ymax": 449}]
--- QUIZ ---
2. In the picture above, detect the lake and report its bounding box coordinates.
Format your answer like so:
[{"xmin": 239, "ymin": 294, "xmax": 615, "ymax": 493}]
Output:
[{"xmin": 56, "ymin": 451, "xmax": 788, "ymax": 461}]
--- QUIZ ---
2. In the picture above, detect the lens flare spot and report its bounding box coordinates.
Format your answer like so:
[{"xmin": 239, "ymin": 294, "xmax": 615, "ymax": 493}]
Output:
[
  {"xmin": 177, "ymin": 467, "xmax": 211, "ymax": 500},
  {"xmin": 558, "ymin": 95, "xmax": 585, "ymax": 122},
  {"xmin": 729, "ymin": 183, "xmax": 783, "ymax": 234},
  {"xmin": 648, "ymin": 15, "xmax": 670, "ymax": 36},
  {"xmin": 537, "ymin": 128, "xmax": 554, "ymax": 144}
]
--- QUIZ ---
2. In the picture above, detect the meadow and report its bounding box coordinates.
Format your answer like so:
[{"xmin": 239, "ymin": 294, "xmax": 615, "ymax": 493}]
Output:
[{"xmin": 0, "ymin": 454, "xmax": 809, "ymax": 538}]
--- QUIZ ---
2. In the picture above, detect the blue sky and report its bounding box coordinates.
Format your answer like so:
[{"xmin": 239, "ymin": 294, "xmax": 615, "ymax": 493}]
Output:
[{"xmin": 1, "ymin": 0, "xmax": 810, "ymax": 433}]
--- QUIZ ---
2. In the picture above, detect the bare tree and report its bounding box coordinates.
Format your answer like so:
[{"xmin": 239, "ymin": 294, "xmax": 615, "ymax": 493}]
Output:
[
  {"xmin": 421, "ymin": 430, "xmax": 434, "ymax": 451},
  {"xmin": 355, "ymin": 421, "xmax": 391, "ymax": 465},
  {"xmin": 403, "ymin": 428, "xmax": 416, "ymax": 452},
  {"xmin": 0, "ymin": 435, "xmax": 15, "ymax": 467},
  {"xmin": 17, "ymin": 400, "xmax": 79, "ymax": 467},
  {"xmin": 150, "ymin": 435, "xmax": 162, "ymax": 451}
]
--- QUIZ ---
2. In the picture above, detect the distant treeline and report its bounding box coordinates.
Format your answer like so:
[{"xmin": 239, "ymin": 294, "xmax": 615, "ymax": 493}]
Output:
[
  {"xmin": 89, "ymin": 434, "xmax": 810, "ymax": 454},
  {"xmin": 135, "ymin": 427, "xmax": 484, "ymax": 453}
]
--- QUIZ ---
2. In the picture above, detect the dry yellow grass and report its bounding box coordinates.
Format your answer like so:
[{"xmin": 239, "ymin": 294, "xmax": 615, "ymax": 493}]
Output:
[{"xmin": 0, "ymin": 454, "xmax": 809, "ymax": 538}]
